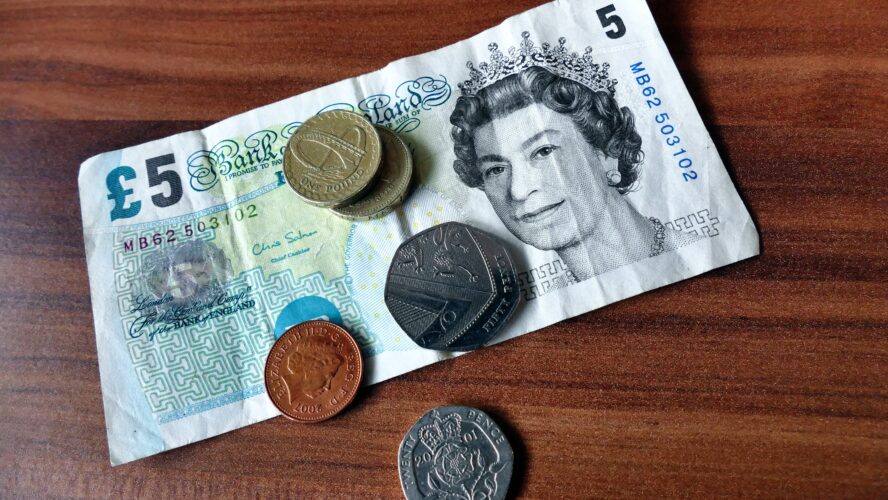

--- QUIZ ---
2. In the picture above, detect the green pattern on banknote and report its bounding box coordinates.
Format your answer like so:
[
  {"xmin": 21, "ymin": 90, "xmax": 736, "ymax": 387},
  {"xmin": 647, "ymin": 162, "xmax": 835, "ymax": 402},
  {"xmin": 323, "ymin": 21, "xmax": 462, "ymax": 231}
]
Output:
[{"xmin": 112, "ymin": 193, "xmax": 381, "ymax": 417}]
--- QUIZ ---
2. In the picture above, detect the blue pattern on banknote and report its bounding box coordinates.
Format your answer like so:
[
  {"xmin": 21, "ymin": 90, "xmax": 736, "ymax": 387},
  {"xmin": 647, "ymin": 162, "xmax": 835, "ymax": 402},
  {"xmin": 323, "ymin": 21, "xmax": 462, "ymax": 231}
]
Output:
[
  {"xmin": 156, "ymin": 384, "xmax": 266, "ymax": 424},
  {"xmin": 114, "ymin": 222, "xmax": 381, "ymax": 419},
  {"xmin": 274, "ymin": 296, "xmax": 344, "ymax": 339}
]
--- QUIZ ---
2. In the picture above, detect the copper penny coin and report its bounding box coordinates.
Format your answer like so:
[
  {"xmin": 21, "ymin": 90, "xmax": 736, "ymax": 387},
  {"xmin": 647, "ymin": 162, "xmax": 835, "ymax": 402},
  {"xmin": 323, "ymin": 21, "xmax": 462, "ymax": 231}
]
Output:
[{"xmin": 264, "ymin": 320, "xmax": 363, "ymax": 423}]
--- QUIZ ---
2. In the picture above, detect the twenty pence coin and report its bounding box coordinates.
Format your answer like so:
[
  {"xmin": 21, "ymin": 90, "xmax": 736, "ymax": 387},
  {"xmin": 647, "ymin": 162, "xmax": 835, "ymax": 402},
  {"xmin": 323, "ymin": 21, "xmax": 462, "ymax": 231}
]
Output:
[
  {"xmin": 332, "ymin": 125, "xmax": 413, "ymax": 220},
  {"xmin": 264, "ymin": 320, "xmax": 363, "ymax": 423},
  {"xmin": 283, "ymin": 110, "xmax": 382, "ymax": 208},
  {"xmin": 398, "ymin": 406, "xmax": 514, "ymax": 500}
]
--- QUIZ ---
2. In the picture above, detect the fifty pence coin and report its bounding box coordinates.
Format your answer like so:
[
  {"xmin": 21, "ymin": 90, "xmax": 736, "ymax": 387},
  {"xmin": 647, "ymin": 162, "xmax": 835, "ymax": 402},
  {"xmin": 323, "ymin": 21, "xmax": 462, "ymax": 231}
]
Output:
[
  {"xmin": 283, "ymin": 110, "xmax": 382, "ymax": 208},
  {"xmin": 332, "ymin": 125, "xmax": 413, "ymax": 220},
  {"xmin": 264, "ymin": 320, "xmax": 363, "ymax": 423},
  {"xmin": 384, "ymin": 222, "xmax": 520, "ymax": 351},
  {"xmin": 398, "ymin": 406, "xmax": 514, "ymax": 500}
]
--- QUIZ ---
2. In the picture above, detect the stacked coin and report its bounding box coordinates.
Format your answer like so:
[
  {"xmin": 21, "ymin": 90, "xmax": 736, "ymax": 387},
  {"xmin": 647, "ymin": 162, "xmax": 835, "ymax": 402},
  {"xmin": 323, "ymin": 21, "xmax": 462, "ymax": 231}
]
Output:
[{"xmin": 283, "ymin": 110, "xmax": 413, "ymax": 220}]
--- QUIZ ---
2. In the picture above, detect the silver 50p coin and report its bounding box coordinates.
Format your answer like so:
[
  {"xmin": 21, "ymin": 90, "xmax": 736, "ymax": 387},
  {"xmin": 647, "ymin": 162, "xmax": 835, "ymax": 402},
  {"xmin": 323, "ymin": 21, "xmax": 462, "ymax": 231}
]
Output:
[{"xmin": 384, "ymin": 222, "xmax": 519, "ymax": 351}]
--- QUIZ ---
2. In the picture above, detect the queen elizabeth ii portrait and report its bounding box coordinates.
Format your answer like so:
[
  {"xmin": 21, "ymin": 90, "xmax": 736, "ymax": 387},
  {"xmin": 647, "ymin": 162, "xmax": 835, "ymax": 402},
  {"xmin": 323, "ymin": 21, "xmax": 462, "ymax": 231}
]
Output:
[
  {"xmin": 450, "ymin": 32, "xmax": 700, "ymax": 282},
  {"xmin": 282, "ymin": 337, "xmax": 344, "ymax": 403}
]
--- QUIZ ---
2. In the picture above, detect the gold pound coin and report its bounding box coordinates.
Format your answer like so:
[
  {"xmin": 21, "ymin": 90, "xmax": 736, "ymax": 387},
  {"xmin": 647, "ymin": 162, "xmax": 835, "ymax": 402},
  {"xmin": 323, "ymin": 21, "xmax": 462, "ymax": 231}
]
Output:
[
  {"xmin": 283, "ymin": 110, "xmax": 382, "ymax": 208},
  {"xmin": 332, "ymin": 126, "xmax": 414, "ymax": 221}
]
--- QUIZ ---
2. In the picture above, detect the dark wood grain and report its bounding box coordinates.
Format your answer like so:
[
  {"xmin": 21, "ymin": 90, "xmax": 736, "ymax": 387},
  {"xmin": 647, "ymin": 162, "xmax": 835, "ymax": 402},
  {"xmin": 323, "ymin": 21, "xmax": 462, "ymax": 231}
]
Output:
[{"xmin": 1, "ymin": 0, "xmax": 886, "ymax": 497}]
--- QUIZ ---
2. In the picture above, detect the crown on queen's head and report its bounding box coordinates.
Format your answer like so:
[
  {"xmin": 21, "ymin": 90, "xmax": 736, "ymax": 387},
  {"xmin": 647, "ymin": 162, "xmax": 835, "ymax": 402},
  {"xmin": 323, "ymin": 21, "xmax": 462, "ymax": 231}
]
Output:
[
  {"xmin": 419, "ymin": 411, "xmax": 462, "ymax": 450},
  {"xmin": 458, "ymin": 31, "xmax": 618, "ymax": 97}
]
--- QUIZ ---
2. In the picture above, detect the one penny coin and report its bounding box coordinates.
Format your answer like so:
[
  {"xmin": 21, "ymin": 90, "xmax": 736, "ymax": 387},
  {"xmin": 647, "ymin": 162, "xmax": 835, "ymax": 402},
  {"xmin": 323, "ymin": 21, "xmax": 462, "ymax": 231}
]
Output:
[{"xmin": 264, "ymin": 320, "xmax": 363, "ymax": 423}]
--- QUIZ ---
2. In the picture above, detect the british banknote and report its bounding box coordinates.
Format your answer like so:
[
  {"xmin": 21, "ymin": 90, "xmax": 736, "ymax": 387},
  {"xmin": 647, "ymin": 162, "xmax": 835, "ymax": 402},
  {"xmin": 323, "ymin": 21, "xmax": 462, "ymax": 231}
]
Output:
[{"xmin": 80, "ymin": 0, "xmax": 759, "ymax": 465}]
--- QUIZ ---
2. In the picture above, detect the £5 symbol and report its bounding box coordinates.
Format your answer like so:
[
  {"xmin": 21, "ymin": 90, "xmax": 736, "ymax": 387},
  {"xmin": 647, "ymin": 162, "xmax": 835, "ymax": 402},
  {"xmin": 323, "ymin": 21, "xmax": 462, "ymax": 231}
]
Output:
[
  {"xmin": 105, "ymin": 153, "xmax": 183, "ymax": 221},
  {"xmin": 106, "ymin": 166, "xmax": 141, "ymax": 221}
]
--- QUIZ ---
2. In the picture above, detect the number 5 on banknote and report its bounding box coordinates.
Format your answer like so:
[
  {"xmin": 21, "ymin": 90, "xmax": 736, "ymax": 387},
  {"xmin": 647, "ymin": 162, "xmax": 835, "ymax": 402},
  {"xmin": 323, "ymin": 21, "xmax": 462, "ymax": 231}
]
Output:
[
  {"xmin": 596, "ymin": 4, "xmax": 627, "ymax": 39},
  {"xmin": 105, "ymin": 153, "xmax": 183, "ymax": 220}
]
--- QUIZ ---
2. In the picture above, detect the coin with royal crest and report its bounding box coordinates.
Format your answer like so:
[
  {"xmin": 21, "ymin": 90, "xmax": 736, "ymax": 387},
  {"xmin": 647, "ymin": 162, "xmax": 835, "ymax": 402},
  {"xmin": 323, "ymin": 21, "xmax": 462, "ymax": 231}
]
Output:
[
  {"xmin": 283, "ymin": 110, "xmax": 382, "ymax": 208},
  {"xmin": 384, "ymin": 222, "xmax": 520, "ymax": 351},
  {"xmin": 398, "ymin": 406, "xmax": 514, "ymax": 500}
]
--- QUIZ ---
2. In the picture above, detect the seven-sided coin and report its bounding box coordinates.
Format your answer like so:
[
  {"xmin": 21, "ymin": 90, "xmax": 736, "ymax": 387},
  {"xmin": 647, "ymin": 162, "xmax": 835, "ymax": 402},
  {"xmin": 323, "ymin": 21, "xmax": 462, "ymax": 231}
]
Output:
[
  {"xmin": 385, "ymin": 222, "xmax": 520, "ymax": 351},
  {"xmin": 398, "ymin": 406, "xmax": 514, "ymax": 500}
]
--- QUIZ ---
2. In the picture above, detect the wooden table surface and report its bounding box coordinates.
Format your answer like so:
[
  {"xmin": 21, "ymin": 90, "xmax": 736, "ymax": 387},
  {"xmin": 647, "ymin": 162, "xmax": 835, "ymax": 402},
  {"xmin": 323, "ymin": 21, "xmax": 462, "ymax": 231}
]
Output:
[{"xmin": 1, "ymin": 0, "xmax": 886, "ymax": 497}]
